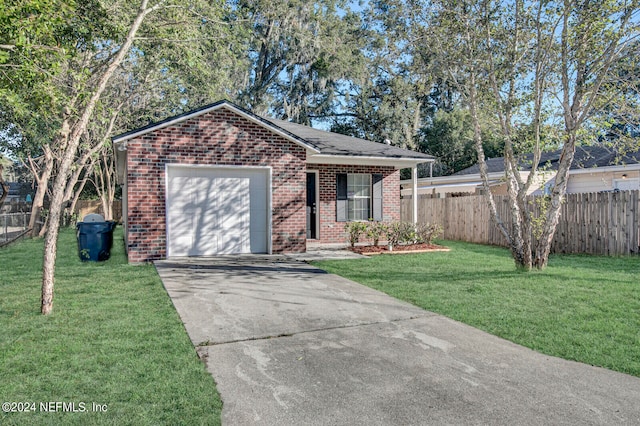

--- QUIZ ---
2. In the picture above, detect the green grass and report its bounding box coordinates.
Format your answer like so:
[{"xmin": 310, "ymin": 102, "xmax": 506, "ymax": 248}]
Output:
[
  {"xmin": 313, "ymin": 241, "xmax": 640, "ymax": 377},
  {"xmin": 0, "ymin": 228, "xmax": 221, "ymax": 425}
]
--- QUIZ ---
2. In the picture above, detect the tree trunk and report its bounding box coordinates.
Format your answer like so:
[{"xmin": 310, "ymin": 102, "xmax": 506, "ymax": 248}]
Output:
[
  {"xmin": 504, "ymin": 163, "xmax": 530, "ymax": 270},
  {"xmin": 100, "ymin": 146, "xmax": 116, "ymax": 221},
  {"xmin": 532, "ymin": 132, "xmax": 577, "ymax": 268},
  {"xmin": 41, "ymin": 132, "xmax": 72, "ymax": 314},
  {"xmin": 101, "ymin": 196, "xmax": 112, "ymax": 221},
  {"xmin": 517, "ymin": 191, "xmax": 533, "ymax": 268},
  {"xmin": 0, "ymin": 164, "xmax": 8, "ymax": 208},
  {"xmin": 41, "ymin": 0, "xmax": 155, "ymax": 314},
  {"xmin": 27, "ymin": 148, "xmax": 54, "ymax": 237},
  {"xmin": 62, "ymin": 126, "xmax": 111, "ymax": 206},
  {"xmin": 467, "ymin": 70, "xmax": 513, "ymax": 251},
  {"xmin": 69, "ymin": 173, "xmax": 89, "ymax": 219}
]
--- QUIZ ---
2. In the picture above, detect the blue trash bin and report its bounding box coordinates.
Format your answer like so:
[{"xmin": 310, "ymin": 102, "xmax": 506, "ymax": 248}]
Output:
[{"xmin": 77, "ymin": 221, "xmax": 116, "ymax": 261}]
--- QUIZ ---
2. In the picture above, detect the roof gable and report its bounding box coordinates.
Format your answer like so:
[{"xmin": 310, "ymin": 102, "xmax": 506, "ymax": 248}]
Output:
[
  {"xmin": 112, "ymin": 100, "xmax": 320, "ymax": 153},
  {"xmin": 112, "ymin": 100, "xmax": 433, "ymax": 164}
]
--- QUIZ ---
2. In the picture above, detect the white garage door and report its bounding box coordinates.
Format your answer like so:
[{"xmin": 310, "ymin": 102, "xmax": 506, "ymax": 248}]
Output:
[{"xmin": 166, "ymin": 165, "xmax": 270, "ymax": 256}]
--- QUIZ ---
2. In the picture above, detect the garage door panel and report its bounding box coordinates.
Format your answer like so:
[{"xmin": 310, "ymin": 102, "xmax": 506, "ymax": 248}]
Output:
[
  {"xmin": 171, "ymin": 235, "xmax": 192, "ymax": 255},
  {"xmin": 167, "ymin": 177, "xmax": 191, "ymax": 209},
  {"xmin": 193, "ymin": 177, "xmax": 214, "ymax": 205},
  {"xmin": 196, "ymin": 213, "xmax": 219, "ymax": 237},
  {"xmin": 217, "ymin": 235, "xmax": 247, "ymax": 254},
  {"xmin": 191, "ymin": 235, "xmax": 218, "ymax": 256},
  {"xmin": 167, "ymin": 167, "xmax": 268, "ymax": 256},
  {"xmin": 217, "ymin": 179, "xmax": 250, "ymax": 253}
]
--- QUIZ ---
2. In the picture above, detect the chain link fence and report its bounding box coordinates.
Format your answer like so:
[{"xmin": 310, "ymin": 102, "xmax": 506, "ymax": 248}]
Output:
[{"xmin": 0, "ymin": 212, "xmax": 31, "ymax": 245}]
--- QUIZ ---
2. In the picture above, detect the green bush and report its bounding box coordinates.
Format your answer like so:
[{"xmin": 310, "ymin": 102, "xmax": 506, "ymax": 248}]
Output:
[
  {"xmin": 366, "ymin": 221, "xmax": 388, "ymax": 247},
  {"xmin": 398, "ymin": 222, "xmax": 417, "ymax": 244},
  {"xmin": 414, "ymin": 223, "xmax": 443, "ymax": 244},
  {"xmin": 344, "ymin": 221, "xmax": 369, "ymax": 247},
  {"xmin": 345, "ymin": 221, "xmax": 442, "ymax": 249},
  {"xmin": 383, "ymin": 222, "xmax": 402, "ymax": 249}
]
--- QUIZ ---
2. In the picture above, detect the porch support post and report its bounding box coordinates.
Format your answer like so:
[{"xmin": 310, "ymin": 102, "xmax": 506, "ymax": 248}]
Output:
[{"xmin": 412, "ymin": 165, "xmax": 418, "ymax": 225}]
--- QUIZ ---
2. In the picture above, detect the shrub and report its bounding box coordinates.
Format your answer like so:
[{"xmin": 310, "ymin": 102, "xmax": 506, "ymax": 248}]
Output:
[
  {"xmin": 414, "ymin": 223, "xmax": 443, "ymax": 244},
  {"xmin": 344, "ymin": 221, "xmax": 368, "ymax": 247},
  {"xmin": 397, "ymin": 222, "xmax": 417, "ymax": 245},
  {"xmin": 346, "ymin": 221, "xmax": 442, "ymax": 250},
  {"xmin": 384, "ymin": 222, "xmax": 405, "ymax": 250},
  {"xmin": 366, "ymin": 221, "xmax": 388, "ymax": 247}
]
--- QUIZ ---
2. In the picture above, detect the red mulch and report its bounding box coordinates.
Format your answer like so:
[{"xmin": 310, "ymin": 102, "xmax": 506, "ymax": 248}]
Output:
[{"xmin": 349, "ymin": 243, "xmax": 448, "ymax": 255}]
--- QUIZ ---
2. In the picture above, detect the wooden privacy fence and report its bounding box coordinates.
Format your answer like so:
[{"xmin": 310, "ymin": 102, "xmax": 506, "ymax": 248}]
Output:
[
  {"xmin": 75, "ymin": 200, "xmax": 123, "ymax": 223},
  {"xmin": 401, "ymin": 190, "xmax": 640, "ymax": 256}
]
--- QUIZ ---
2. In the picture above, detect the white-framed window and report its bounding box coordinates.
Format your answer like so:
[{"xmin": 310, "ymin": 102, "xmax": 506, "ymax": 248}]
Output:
[
  {"xmin": 347, "ymin": 174, "xmax": 371, "ymax": 221},
  {"xmin": 336, "ymin": 173, "xmax": 383, "ymax": 222}
]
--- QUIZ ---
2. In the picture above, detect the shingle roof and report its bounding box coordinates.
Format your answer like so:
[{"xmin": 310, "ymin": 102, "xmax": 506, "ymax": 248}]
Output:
[
  {"xmin": 454, "ymin": 146, "xmax": 640, "ymax": 176},
  {"xmin": 112, "ymin": 100, "xmax": 434, "ymax": 162},
  {"xmin": 265, "ymin": 117, "xmax": 433, "ymax": 160}
]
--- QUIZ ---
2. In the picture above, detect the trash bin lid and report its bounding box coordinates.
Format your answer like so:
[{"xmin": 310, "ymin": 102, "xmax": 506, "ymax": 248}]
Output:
[{"xmin": 83, "ymin": 213, "xmax": 105, "ymax": 223}]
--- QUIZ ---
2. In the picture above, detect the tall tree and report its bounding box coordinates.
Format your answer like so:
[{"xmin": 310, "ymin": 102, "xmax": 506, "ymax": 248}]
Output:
[
  {"xmin": 424, "ymin": 0, "xmax": 639, "ymax": 269},
  {"xmin": 234, "ymin": 0, "xmax": 365, "ymax": 125},
  {"xmin": 418, "ymin": 108, "xmax": 504, "ymax": 175},
  {"xmin": 332, "ymin": 0, "xmax": 461, "ymax": 149},
  {"xmin": 0, "ymin": 0, "xmax": 102, "ymax": 236},
  {"xmin": 533, "ymin": 0, "xmax": 639, "ymax": 268},
  {"xmin": 39, "ymin": 0, "xmax": 162, "ymax": 314},
  {"xmin": 2, "ymin": 0, "xmax": 242, "ymax": 314}
]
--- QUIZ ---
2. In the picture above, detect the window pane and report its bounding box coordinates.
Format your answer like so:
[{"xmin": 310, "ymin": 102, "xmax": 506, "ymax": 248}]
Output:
[
  {"xmin": 346, "ymin": 174, "xmax": 371, "ymax": 221},
  {"xmin": 347, "ymin": 174, "xmax": 371, "ymax": 198}
]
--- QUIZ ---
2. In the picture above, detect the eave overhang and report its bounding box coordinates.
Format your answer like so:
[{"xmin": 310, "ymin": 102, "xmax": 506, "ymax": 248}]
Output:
[{"xmin": 307, "ymin": 154, "xmax": 434, "ymax": 169}]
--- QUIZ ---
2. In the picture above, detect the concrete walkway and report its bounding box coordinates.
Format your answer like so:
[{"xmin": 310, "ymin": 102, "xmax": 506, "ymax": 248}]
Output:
[{"xmin": 155, "ymin": 256, "xmax": 640, "ymax": 425}]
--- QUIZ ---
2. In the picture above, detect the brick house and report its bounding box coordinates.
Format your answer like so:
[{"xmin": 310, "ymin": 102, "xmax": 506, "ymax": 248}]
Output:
[{"xmin": 113, "ymin": 100, "xmax": 433, "ymax": 262}]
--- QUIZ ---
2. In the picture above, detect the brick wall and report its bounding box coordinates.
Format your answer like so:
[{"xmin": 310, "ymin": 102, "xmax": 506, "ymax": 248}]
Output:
[
  {"xmin": 125, "ymin": 109, "xmax": 306, "ymax": 262},
  {"xmin": 307, "ymin": 164, "xmax": 400, "ymax": 245}
]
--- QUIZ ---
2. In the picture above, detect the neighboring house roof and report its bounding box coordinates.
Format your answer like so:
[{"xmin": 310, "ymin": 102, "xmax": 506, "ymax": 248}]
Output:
[
  {"xmin": 112, "ymin": 100, "xmax": 433, "ymax": 167},
  {"xmin": 6, "ymin": 182, "xmax": 28, "ymax": 199},
  {"xmin": 8, "ymin": 182, "xmax": 21, "ymax": 196},
  {"xmin": 453, "ymin": 157, "xmax": 507, "ymax": 175},
  {"xmin": 454, "ymin": 146, "xmax": 640, "ymax": 176},
  {"xmin": 401, "ymin": 145, "xmax": 640, "ymax": 195}
]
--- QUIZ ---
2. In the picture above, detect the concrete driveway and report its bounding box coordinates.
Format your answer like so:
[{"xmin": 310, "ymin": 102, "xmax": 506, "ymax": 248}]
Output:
[{"xmin": 155, "ymin": 256, "xmax": 640, "ymax": 425}]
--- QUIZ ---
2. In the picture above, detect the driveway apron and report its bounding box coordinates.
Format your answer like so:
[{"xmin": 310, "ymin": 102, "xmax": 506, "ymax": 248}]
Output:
[{"xmin": 155, "ymin": 256, "xmax": 640, "ymax": 425}]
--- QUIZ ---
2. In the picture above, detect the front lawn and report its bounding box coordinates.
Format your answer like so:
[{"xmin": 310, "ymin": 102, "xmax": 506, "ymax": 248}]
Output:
[
  {"xmin": 0, "ymin": 228, "xmax": 221, "ymax": 425},
  {"xmin": 313, "ymin": 241, "xmax": 640, "ymax": 377}
]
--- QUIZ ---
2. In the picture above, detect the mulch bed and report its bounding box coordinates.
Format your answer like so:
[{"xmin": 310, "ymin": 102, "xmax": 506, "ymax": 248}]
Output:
[{"xmin": 349, "ymin": 243, "xmax": 450, "ymax": 255}]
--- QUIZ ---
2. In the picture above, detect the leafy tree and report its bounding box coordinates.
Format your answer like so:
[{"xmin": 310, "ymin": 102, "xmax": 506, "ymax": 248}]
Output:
[
  {"xmin": 0, "ymin": 0, "xmax": 110, "ymax": 235},
  {"xmin": 424, "ymin": 0, "xmax": 639, "ymax": 269},
  {"xmin": 419, "ymin": 108, "xmax": 505, "ymax": 175},
  {"xmin": 2, "ymin": 0, "xmax": 243, "ymax": 314},
  {"xmin": 233, "ymin": 0, "xmax": 366, "ymax": 125},
  {"xmin": 589, "ymin": 40, "xmax": 640, "ymax": 152},
  {"xmin": 330, "ymin": 0, "xmax": 462, "ymax": 150}
]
